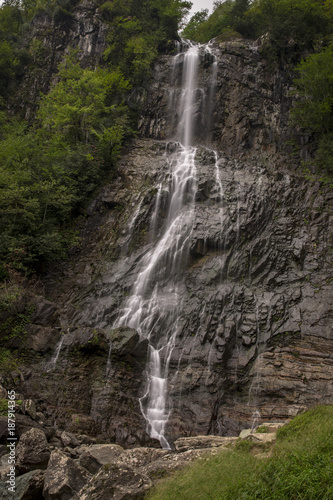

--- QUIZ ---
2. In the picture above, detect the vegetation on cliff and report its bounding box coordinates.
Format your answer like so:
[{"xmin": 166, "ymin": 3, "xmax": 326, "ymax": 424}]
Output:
[
  {"xmin": 182, "ymin": 0, "xmax": 333, "ymax": 51},
  {"xmin": 0, "ymin": 0, "xmax": 191, "ymax": 274},
  {"xmin": 183, "ymin": 0, "xmax": 333, "ymax": 174},
  {"xmin": 146, "ymin": 405, "xmax": 333, "ymax": 500}
]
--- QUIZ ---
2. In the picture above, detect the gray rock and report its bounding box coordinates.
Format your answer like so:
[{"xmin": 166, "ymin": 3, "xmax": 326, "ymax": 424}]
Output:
[
  {"xmin": 21, "ymin": 400, "xmax": 37, "ymax": 421},
  {"xmin": 77, "ymin": 463, "xmax": 152, "ymax": 500},
  {"xmin": 79, "ymin": 444, "xmax": 124, "ymax": 474},
  {"xmin": 0, "ymin": 417, "xmax": 8, "ymax": 441},
  {"xmin": 15, "ymin": 414, "xmax": 55, "ymax": 440},
  {"xmin": 109, "ymin": 327, "xmax": 141, "ymax": 355},
  {"xmin": 174, "ymin": 435, "xmax": 238, "ymax": 452},
  {"xmin": 43, "ymin": 449, "xmax": 91, "ymax": 500},
  {"xmin": 15, "ymin": 469, "xmax": 45, "ymax": 500},
  {"xmin": 16, "ymin": 428, "xmax": 50, "ymax": 473},
  {"xmin": 239, "ymin": 429, "xmax": 253, "ymax": 439},
  {"xmin": 31, "ymin": 298, "xmax": 59, "ymax": 326},
  {"xmin": 0, "ymin": 453, "xmax": 11, "ymax": 481},
  {"xmin": 60, "ymin": 431, "xmax": 80, "ymax": 449},
  {"xmin": 6, "ymin": 34, "xmax": 333, "ymax": 448}
]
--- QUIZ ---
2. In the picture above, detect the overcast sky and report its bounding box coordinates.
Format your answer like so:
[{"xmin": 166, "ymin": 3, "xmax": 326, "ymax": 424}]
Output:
[{"xmin": 189, "ymin": 0, "xmax": 215, "ymax": 17}]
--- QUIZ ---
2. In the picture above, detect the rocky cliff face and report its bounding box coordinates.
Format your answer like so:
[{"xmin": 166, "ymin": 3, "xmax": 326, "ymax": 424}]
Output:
[
  {"xmin": 18, "ymin": 0, "xmax": 107, "ymax": 116},
  {"xmin": 3, "ymin": 37, "xmax": 333, "ymax": 449}
]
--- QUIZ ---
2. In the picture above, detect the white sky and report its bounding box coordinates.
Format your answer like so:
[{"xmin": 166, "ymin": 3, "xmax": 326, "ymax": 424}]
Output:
[{"xmin": 189, "ymin": 0, "xmax": 215, "ymax": 17}]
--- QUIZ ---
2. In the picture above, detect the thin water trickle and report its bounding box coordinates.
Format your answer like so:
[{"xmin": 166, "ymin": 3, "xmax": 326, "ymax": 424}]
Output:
[
  {"xmin": 127, "ymin": 199, "xmax": 143, "ymax": 235},
  {"xmin": 121, "ymin": 199, "xmax": 144, "ymax": 254},
  {"xmin": 213, "ymin": 150, "xmax": 224, "ymax": 251},
  {"xmin": 105, "ymin": 342, "xmax": 112, "ymax": 378},
  {"xmin": 45, "ymin": 335, "xmax": 64, "ymax": 372},
  {"xmin": 149, "ymin": 183, "xmax": 162, "ymax": 240}
]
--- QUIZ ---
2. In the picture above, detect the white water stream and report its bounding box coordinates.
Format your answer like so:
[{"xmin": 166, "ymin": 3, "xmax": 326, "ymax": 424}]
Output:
[{"xmin": 114, "ymin": 42, "xmax": 217, "ymax": 448}]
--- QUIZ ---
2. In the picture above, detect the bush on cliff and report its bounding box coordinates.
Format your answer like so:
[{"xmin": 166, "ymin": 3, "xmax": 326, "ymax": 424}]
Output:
[{"xmin": 290, "ymin": 43, "xmax": 333, "ymax": 173}]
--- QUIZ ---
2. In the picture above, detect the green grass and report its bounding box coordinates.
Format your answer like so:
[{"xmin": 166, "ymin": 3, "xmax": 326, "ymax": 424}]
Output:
[{"xmin": 146, "ymin": 405, "xmax": 333, "ymax": 500}]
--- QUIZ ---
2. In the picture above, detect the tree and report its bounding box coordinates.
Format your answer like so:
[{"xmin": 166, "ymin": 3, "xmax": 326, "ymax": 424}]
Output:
[
  {"xmin": 181, "ymin": 9, "xmax": 209, "ymax": 41},
  {"xmin": 290, "ymin": 43, "xmax": 333, "ymax": 134}
]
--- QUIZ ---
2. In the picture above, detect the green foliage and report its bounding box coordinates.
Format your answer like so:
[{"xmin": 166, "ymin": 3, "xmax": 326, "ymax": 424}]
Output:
[
  {"xmin": 0, "ymin": 281, "xmax": 24, "ymax": 313},
  {"xmin": 147, "ymin": 406, "xmax": 333, "ymax": 500},
  {"xmin": 0, "ymin": 41, "xmax": 18, "ymax": 95},
  {"xmin": 181, "ymin": 0, "xmax": 333, "ymax": 58},
  {"xmin": 0, "ymin": 50, "xmax": 132, "ymax": 270},
  {"xmin": 245, "ymin": 0, "xmax": 332, "ymax": 53},
  {"xmin": 181, "ymin": 9, "xmax": 209, "ymax": 42},
  {"xmin": 38, "ymin": 51, "xmax": 129, "ymax": 146},
  {"xmin": 291, "ymin": 43, "xmax": 333, "ymax": 134},
  {"xmin": 0, "ymin": 0, "xmax": 192, "ymax": 272},
  {"xmin": 256, "ymin": 425, "xmax": 269, "ymax": 433},
  {"xmin": 0, "ymin": 348, "xmax": 19, "ymax": 373},
  {"xmin": 317, "ymin": 133, "xmax": 333, "ymax": 172},
  {"xmin": 102, "ymin": 0, "xmax": 192, "ymax": 82},
  {"xmin": 182, "ymin": 0, "xmax": 236, "ymax": 43},
  {"xmin": 0, "ymin": 399, "xmax": 8, "ymax": 415},
  {"xmin": 290, "ymin": 43, "xmax": 333, "ymax": 173}
]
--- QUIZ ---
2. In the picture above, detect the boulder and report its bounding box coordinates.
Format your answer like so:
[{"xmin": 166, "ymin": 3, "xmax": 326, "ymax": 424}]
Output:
[
  {"xmin": 77, "ymin": 463, "xmax": 151, "ymax": 500},
  {"xmin": 79, "ymin": 444, "xmax": 124, "ymax": 474},
  {"xmin": 43, "ymin": 449, "xmax": 91, "ymax": 500},
  {"xmin": 15, "ymin": 469, "xmax": 45, "ymax": 500},
  {"xmin": 0, "ymin": 445, "xmax": 7, "ymax": 459},
  {"xmin": 60, "ymin": 431, "xmax": 80, "ymax": 449},
  {"xmin": 239, "ymin": 429, "xmax": 253, "ymax": 439},
  {"xmin": 246, "ymin": 432, "xmax": 277, "ymax": 444},
  {"xmin": 27, "ymin": 325, "xmax": 60, "ymax": 354},
  {"xmin": 16, "ymin": 428, "xmax": 50, "ymax": 473},
  {"xmin": 21, "ymin": 400, "xmax": 37, "ymax": 421},
  {"xmin": 14, "ymin": 414, "xmax": 43, "ymax": 437},
  {"xmin": 109, "ymin": 327, "xmax": 141, "ymax": 356},
  {"xmin": 0, "ymin": 453, "xmax": 11, "ymax": 481},
  {"xmin": 62, "ymin": 327, "xmax": 109, "ymax": 353}
]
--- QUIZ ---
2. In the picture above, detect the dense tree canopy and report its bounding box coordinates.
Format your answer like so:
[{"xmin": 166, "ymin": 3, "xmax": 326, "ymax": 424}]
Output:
[
  {"xmin": 182, "ymin": 0, "xmax": 333, "ymax": 51},
  {"xmin": 0, "ymin": 0, "xmax": 191, "ymax": 273}
]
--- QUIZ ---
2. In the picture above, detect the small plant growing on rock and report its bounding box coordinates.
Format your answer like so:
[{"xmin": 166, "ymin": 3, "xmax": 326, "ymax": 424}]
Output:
[{"xmin": 256, "ymin": 425, "xmax": 269, "ymax": 433}]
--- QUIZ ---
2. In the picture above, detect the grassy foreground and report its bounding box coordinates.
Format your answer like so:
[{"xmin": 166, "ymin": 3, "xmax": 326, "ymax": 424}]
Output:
[{"xmin": 146, "ymin": 405, "xmax": 333, "ymax": 500}]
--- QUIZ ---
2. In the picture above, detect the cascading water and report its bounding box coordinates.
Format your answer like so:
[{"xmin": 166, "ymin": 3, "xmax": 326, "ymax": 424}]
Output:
[
  {"xmin": 113, "ymin": 43, "xmax": 205, "ymax": 448},
  {"xmin": 45, "ymin": 334, "xmax": 64, "ymax": 372}
]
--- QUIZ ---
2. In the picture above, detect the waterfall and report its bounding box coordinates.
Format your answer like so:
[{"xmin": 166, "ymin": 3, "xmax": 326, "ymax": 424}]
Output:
[
  {"xmin": 178, "ymin": 45, "xmax": 199, "ymax": 147},
  {"xmin": 114, "ymin": 144, "xmax": 197, "ymax": 448},
  {"xmin": 113, "ymin": 42, "xmax": 217, "ymax": 448}
]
